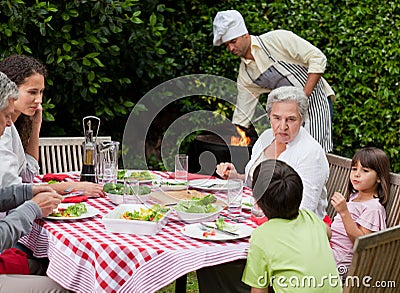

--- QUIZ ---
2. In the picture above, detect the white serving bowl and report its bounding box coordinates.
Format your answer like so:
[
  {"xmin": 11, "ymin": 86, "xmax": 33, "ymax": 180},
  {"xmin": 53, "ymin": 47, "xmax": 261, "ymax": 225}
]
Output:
[
  {"xmin": 102, "ymin": 204, "xmax": 170, "ymax": 235},
  {"xmin": 175, "ymin": 205, "xmax": 223, "ymax": 224}
]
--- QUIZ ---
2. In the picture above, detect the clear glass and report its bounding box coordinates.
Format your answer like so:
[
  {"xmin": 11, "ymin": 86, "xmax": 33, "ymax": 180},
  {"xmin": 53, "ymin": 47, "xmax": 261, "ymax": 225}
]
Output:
[
  {"xmin": 98, "ymin": 141, "xmax": 119, "ymax": 184},
  {"xmin": 227, "ymin": 179, "xmax": 243, "ymax": 217},
  {"xmin": 250, "ymin": 197, "xmax": 265, "ymax": 218},
  {"xmin": 175, "ymin": 154, "xmax": 188, "ymax": 182},
  {"xmin": 122, "ymin": 179, "xmax": 140, "ymax": 204}
]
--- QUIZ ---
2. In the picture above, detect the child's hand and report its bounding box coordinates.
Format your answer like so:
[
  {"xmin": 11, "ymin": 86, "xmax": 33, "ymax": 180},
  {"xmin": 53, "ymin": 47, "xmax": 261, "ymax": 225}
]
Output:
[{"xmin": 331, "ymin": 192, "xmax": 348, "ymax": 215}]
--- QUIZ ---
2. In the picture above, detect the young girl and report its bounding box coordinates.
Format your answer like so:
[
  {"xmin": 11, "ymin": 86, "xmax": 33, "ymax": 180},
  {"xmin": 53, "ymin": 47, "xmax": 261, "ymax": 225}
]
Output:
[
  {"xmin": 330, "ymin": 147, "xmax": 390, "ymax": 279},
  {"xmin": 0, "ymin": 54, "xmax": 104, "ymax": 197}
]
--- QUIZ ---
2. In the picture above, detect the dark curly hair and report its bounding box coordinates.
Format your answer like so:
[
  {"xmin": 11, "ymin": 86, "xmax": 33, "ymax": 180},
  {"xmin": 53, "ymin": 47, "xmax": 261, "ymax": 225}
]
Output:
[{"xmin": 0, "ymin": 55, "xmax": 47, "ymax": 149}]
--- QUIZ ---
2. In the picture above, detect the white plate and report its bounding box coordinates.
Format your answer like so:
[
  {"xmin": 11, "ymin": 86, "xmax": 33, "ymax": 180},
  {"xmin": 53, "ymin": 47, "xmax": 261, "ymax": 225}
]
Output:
[
  {"xmin": 45, "ymin": 203, "xmax": 99, "ymax": 220},
  {"xmin": 117, "ymin": 170, "xmax": 161, "ymax": 184},
  {"xmin": 181, "ymin": 222, "xmax": 254, "ymax": 241},
  {"xmin": 189, "ymin": 179, "xmax": 233, "ymax": 191}
]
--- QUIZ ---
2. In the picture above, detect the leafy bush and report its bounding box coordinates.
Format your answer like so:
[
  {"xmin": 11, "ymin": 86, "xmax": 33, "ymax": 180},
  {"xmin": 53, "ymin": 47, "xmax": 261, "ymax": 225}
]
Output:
[{"xmin": 1, "ymin": 0, "xmax": 399, "ymax": 172}]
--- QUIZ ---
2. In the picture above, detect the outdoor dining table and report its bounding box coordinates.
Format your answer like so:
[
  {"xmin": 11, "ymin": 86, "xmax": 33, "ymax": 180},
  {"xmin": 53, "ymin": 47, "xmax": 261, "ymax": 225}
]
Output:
[{"xmin": 19, "ymin": 171, "xmax": 257, "ymax": 293}]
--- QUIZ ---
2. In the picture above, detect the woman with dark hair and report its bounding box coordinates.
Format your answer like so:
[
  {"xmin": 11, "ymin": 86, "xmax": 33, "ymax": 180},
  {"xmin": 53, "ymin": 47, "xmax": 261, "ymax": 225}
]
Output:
[{"xmin": 0, "ymin": 54, "xmax": 105, "ymax": 197}]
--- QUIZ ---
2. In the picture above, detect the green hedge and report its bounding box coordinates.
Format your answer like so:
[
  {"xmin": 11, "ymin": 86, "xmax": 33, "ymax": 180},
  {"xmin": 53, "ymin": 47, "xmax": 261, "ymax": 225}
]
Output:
[{"xmin": 1, "ymin": 0, "xmax": 399, "ymax": 172}]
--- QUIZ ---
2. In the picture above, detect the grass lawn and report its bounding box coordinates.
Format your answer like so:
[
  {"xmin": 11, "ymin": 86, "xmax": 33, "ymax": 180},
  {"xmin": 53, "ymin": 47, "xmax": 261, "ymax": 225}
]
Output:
[{"xmin": 156, "ymin": 271, "xmax": 199, "ymax": 293}]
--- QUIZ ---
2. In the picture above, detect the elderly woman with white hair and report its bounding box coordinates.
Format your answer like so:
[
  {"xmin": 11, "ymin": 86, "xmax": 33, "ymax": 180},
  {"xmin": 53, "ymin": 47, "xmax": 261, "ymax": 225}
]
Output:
[
  {"xmin": 217, "ymin": 86, "xmax": 329, "ymax": 219},
  {"xmin": 0, "ymin": 71, "xmax": 69, "ymax": 292}
]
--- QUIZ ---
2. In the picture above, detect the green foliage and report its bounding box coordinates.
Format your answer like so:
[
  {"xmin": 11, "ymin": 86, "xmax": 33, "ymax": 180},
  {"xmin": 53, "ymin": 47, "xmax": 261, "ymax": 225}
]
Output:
[{"xmin": 1, "ymin": 0, "xmax": 399, "ymax": 172}]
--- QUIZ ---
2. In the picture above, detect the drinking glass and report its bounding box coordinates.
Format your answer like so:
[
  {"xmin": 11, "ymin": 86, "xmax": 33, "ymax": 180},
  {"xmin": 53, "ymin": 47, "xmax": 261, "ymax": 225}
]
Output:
[
  {"xmin": 250, "ymin": 197, "xmax": 265, "ymax": 218},
  {"xmin": 227, "ymin": 179, "xmax": 243, "ymax": 217},
  {"xmin": 175, "ymin": 154, "xmax": 188, "ymax": 183},
  {"xmin": 122, "ymin": 179, "xmax": 140, "ymax": 204},
  {"xmin": 98, "ymin": 141, "xmax": 119, "ymax": 184}
]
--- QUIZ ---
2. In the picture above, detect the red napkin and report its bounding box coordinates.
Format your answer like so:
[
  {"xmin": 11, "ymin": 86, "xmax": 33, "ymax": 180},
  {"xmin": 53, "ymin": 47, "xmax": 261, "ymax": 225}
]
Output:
[
  {"xmin": 168, "ymin": 173, "xmax": 216, "ymax": 180},
  {"xmin": 42, "ymin": 173, "xmax": 71, "ymax": 182},
  {"xmin": 0, "ymin": 248, "xmax": 30, "ymax": 274},
  {"xmin": 62, "ymin": 196, "xmax": 89, "ymax": 203},
  {"xmin": 250, "ymin": 215, "xmax": 268, "ymax": 226},
  {"xmin": 323, "ymin": 215, "xmax": 332, "ymax": 226}
]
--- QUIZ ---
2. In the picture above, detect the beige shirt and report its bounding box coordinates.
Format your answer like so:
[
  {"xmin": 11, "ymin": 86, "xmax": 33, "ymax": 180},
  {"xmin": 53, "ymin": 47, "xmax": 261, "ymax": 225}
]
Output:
[{"xmin": 233, "ymin": 30, "xmax": 335, "ymax": 127}]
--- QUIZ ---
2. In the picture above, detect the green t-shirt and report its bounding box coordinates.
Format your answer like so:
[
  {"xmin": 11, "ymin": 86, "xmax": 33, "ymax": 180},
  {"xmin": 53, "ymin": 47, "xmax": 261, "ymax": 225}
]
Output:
[{"xmin": 242, "ymin": 210, "xmax": 342, "ymax": 292}]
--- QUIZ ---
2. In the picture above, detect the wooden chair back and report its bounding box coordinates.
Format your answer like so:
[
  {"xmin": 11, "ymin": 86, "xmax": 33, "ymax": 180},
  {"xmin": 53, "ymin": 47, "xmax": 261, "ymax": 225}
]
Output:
[
  {"xmin": 326, "ymin": 153, "xmax": 352, "ymax": 219},
  {"xmin": 38, "ymin": 136, "xmax": 112, "ymax": 174},
  {"xmin": 343, "ymin": 225, "xmax": 400, "ymax": 292},
  {"xmin": 386, "ymin": 173, "xmax": 400, "ymax": 227}
]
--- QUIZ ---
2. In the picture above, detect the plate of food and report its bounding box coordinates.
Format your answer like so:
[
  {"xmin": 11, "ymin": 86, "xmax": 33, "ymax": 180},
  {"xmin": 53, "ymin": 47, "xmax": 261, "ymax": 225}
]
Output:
[
  {"xmin": 241, "ymin": 197, "xmax": 254, "ymax": 211},
  {"xmin": 117, "ymin": 170, "xmax": 160, "ymax": 183},
  {"xmin": 181, "ymin": 218, "xmax": 253, "ymax": 241},
  {"xmin": 154, "ymin": 179, "xmax": 188, "ymax": 191},
  {"xmin": 189, "ymin": 179, "xmax": 235, "ymax": 191},
  {"xmin": 46, "ymin": 203, "xmax": 99, "ymax": 220}
]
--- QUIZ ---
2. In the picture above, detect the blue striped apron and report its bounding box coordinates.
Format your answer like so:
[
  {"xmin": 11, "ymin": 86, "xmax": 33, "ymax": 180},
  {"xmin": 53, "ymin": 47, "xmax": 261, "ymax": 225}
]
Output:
[{"xmin": 245, "ymin": 36, "xmax": 333, "ymax": 152}]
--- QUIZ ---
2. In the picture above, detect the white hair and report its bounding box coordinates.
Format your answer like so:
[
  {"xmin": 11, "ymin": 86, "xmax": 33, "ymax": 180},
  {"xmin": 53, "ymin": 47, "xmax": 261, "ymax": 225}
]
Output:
[
  {"xmin": 266, "ymin": 86, "xmax": 309, "ymax": 121},
  {"xmin": 0, "ymin": 71, "xmax": 18, "ymax": 111}
]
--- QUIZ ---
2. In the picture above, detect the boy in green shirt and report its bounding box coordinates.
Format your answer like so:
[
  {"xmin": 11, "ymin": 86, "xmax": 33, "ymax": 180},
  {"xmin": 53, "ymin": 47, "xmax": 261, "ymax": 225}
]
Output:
[{"xmin": 242, "ymin": 160, "xmax": 342, "ymax": 292}]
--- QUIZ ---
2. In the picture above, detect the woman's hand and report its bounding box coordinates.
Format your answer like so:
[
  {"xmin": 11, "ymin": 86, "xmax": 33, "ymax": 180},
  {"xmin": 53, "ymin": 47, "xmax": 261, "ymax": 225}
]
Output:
[
  {"xmin": 216, "ymin": 162, "xmax": 238, "ymax": 180},
  {"xmin": 73, "ymin": 182, "xmax": 106, "ymax": 198},
  {"xmin": 331, "ymin": 191, "xmax": 348, "ymax": 215},
  {"xmin": 31, "ymin": 190, "xmax": 63, "ymax": 217},
  {"xmin": 31, "ymin": 104, "xmax": 43, "ymax": 127}
]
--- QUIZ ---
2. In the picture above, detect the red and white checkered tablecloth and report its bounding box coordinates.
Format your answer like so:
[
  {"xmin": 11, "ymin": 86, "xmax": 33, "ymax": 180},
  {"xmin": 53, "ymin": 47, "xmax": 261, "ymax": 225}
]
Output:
[{"xmin": 20, "ymin": 171, "xmax": 257, "ymax": 293}]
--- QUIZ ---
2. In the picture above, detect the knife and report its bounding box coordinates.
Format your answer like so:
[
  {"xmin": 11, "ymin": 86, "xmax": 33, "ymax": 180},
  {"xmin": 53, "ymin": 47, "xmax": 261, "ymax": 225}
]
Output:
[{"xmin": 200, "ymin": 223, "xmax": 239, "ymax": 236}]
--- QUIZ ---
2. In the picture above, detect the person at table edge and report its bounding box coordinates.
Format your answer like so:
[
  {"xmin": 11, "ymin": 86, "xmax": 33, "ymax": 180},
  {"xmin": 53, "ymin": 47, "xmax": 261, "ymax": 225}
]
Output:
[
  {"xmin": 216, "ymin": 86, "xmax": 329, "ymax": 220},
  {"xmin": 213, "ymin": 9, "xmax": 334, "ymax": 152},
  {"xmin": 0, "ymin": 71, "xmax": 70, "ymax": 292}
]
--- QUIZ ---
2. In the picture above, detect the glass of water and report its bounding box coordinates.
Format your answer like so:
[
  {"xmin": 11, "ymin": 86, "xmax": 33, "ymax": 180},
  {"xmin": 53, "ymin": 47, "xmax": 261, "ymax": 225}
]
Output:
[{"xmin": 227, "ymin": 179, "xmax": 243, "ymax": 217}]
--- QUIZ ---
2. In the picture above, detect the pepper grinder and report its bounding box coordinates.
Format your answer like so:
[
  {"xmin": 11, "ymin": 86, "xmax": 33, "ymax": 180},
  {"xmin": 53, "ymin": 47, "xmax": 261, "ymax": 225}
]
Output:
[{"xmin": 80, "ymin": 116, "xmax": 100, "ymax": 183}]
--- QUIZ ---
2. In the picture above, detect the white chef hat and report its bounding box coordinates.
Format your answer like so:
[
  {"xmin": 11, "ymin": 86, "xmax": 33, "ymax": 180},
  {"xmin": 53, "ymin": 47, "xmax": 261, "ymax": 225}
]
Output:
[{"xmin": 213, "ymin": 10, "xmax": 248, "ymax": 46}]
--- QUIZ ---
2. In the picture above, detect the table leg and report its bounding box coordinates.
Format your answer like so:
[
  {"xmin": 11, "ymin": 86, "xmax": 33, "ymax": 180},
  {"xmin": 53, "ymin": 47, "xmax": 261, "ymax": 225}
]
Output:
[{"xmin": 175, "ymin": 274, "xmax": 187, "ymax": 293}]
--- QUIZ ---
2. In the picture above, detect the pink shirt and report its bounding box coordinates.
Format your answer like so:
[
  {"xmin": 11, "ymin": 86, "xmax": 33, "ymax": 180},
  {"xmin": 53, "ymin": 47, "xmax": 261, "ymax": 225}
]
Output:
[{"xmin": 330, "ymin": 193, "xmax": 386, "ymax": 271}]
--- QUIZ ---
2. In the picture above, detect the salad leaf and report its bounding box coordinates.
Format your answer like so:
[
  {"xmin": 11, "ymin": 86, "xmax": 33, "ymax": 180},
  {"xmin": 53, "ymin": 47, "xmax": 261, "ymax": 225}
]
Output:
[
  {"xmin": 121, "ymin": 204, "xmax": 169, "ymax": 222},
  {"xmin": 215, "ymin": 217, "xmax": 239, "ymax": 232},
  {"xmin": 50, "ymin": 203, "xmax": 87, "ymax": 217},
  {"xmin": 103, "ymin": 183, "xmax": 151, "ymax": 195}
]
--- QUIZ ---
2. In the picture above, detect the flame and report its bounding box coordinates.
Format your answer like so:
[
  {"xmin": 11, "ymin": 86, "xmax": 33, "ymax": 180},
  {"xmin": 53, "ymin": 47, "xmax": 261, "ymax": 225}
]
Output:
[{"xmin": 230, "ymin": 126, "xmax": 251, "ymax": 146}]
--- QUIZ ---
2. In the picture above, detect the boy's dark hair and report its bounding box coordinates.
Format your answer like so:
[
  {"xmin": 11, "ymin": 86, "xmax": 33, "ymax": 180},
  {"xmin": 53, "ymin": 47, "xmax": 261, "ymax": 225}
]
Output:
[{"xmin": 252, "ymin": 159, "xmax": 303, "ymax": 220}]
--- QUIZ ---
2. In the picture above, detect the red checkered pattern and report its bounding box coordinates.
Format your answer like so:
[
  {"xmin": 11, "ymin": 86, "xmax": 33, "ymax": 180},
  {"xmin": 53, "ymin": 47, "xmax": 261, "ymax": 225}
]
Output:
[{"xmin": 20, "ymin": 172, "xmax": 256, "ymax": 293}]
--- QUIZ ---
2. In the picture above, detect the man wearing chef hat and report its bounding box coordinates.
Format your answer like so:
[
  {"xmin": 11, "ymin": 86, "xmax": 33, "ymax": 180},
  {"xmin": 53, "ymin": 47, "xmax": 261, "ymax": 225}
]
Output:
[{"xmin": 213, "ymin": 10, "xmax": 334, "ymax": 153}]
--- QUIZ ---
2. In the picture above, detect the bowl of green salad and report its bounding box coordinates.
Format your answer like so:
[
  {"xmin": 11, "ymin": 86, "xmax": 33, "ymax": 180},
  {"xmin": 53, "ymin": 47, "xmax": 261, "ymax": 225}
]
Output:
[
  {"xmin": 103, "ymin": 182, "xmax": 152, "ymax": 205},
  {"xmin": 174, "ymin": 194, "xmax": 223, "ymax": 223}
]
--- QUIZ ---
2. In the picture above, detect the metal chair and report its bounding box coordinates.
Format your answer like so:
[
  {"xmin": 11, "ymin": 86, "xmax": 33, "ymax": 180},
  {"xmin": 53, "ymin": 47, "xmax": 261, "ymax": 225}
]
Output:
[{"xmin": 38, "ymin": 136, "xmax": 111, "ymax": 174}]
